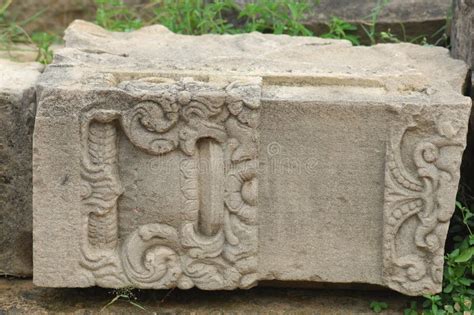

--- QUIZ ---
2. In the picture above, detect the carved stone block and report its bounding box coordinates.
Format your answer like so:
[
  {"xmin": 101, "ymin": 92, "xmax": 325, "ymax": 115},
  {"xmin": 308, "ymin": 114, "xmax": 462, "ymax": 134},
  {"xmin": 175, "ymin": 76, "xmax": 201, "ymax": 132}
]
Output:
[
  {"xmin": 0, "ymin": 60, "xmax": 42, "ymax": 276},
  {"xmin": 33, "ymin": 21, "xmax": 472, "ymax": 295}
]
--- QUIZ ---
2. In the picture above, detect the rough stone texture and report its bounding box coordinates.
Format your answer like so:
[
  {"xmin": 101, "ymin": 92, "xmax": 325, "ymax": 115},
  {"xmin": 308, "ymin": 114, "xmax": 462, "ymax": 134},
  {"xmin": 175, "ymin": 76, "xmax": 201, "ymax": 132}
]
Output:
[
  {"xmin": 0, "ymin": 60, "xmax": 43, "ymax": 276},
  {"xmin": 33, "ymin": 21, "xmax": 471, "ymax": 296}
]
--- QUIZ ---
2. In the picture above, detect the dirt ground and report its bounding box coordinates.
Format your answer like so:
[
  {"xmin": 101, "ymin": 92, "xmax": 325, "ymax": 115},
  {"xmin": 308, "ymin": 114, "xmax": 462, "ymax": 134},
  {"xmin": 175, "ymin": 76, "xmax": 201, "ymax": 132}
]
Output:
[{"xmin": 0, "ymin": 278, "xmax": 419, "ymax": 314}]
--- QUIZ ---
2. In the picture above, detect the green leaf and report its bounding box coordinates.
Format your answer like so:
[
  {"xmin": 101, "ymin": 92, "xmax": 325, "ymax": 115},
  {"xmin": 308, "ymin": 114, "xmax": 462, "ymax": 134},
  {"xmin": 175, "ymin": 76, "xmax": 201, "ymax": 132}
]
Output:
[
  {"xmin": 444, "ymin": 304, "xmax": 454, "ymax": 313},
  {"xmin": 454, "ymin": 247, "xmax": 474, "ymax": 263},
  {"xmin": 469, "ymin": 235, "xmax": 474, "ymax": 245},
  {"xmin": 458, "ymin": 277, "xmax": 472, "ymax": 286},
  {"xmin": 370, "ymin": 301, "xmax": 388, "ymax": 313},
  {"xmin": 443, "ymin": 283, "xmax": 454, "ymax": 294}
]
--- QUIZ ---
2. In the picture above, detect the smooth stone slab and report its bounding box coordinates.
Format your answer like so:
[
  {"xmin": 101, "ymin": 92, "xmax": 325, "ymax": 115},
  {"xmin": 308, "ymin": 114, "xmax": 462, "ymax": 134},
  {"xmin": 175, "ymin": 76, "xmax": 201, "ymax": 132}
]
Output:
[
  {"xmin": 0, "ymin": 59, "xmax": 43, "ymax": 276},
  {"xmin": 33, "ymin": 21, "xmax": 471, "ymax": 296}
]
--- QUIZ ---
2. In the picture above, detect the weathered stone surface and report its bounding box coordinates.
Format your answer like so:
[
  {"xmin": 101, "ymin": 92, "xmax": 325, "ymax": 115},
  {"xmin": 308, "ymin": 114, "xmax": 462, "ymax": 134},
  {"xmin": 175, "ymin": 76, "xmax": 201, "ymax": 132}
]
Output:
[
  {"xmin": 33, "ymin": 21, "xmax": 471, "ymax": 296},
  {"xmin": 0, "ymin": 59, "xmax": 43, "ymax": 276},
  {"xmin": 452, "ymin": 0, "xmax": 474, "ymax": 72}
]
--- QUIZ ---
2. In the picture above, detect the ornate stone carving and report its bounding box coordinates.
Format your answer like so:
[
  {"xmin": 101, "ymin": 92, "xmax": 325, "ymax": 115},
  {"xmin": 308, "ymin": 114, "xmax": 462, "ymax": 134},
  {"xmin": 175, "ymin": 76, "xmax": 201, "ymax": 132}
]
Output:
[
  {"xmin": 79, "ymin": 77, "xmax": 260, "ymax": 289},
  {"xmin": 383, "ymin": 111, "xmax": 466, "ymax": 295}
]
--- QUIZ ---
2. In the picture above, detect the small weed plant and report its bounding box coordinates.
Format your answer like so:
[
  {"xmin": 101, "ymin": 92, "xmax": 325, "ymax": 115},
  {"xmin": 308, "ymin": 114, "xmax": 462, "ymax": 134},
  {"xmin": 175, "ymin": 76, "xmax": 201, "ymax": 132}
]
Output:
[
  {"xmin": 360, "ymin": 0, "xmax": 391, "ymax": 45},
  {"xmin": 101, "ymin": 287, "xmax": 147, "ymax": 312},
  {"xmin": 321, "ymin": 16, "xmax": 360, "ymax": 45},
  {"xmin": 0, "ymin": 0, "xmax": 56, "ymax": 63},
  {"xmin": 31, "ymin": 32, "xmax": 57, "ymax": 64},
  {"xmin": 95, "ymin": 0, "xmax": 143, "ymax": 32},
  {"xmin": 370, "ymin": 301, "xmax": 389, "ymax": 313}
]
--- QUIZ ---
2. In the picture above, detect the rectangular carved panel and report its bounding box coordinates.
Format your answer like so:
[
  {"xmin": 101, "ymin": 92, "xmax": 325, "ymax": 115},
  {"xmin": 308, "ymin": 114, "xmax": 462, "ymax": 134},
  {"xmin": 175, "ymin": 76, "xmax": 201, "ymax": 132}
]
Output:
[
  {"xmin": 75, "ymin": 78, "xmax": 261, "ymax": 289},
  {"xmin": 382, "ymin": 106, "xmax": 468, "ymax": 295}
]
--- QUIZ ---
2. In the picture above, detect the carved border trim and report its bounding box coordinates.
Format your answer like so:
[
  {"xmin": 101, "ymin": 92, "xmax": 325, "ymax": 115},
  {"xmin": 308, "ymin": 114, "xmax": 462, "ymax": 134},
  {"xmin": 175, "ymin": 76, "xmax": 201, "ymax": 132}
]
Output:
[
  {"xmin": 382, "ymin": 111, "xmax": 465, "ymax": 295},
  {"xmin": 78, "ymin": 78, "xmax": 261, "ymax": 289}
]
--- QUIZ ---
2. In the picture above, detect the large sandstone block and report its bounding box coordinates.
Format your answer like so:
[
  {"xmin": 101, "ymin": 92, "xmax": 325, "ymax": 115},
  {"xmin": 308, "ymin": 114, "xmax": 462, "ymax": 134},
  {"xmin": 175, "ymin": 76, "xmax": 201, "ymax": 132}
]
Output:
[
  {"xmin": 33, "ymin": 21, "xmax": 471, "ymax": 296},
  {"xmin": 0, "ymin": 60, "xmax": 43, "ymax": 276}
]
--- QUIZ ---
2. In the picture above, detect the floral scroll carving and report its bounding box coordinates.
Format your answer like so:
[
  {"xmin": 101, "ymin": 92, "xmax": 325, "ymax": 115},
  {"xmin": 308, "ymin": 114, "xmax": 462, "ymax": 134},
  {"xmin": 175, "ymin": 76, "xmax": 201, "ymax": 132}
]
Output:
[
  {"xmin": 383, "ymin": 110, "xmax": 466, "ymax": 296},
  {"xmin": 79, "ymin": 77, "xmax": 261, "ymax": 289}
]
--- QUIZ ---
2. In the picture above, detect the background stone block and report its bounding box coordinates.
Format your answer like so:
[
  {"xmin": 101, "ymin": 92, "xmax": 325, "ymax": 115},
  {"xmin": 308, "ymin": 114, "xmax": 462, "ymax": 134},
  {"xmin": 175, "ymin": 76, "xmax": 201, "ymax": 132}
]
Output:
[
  {"xmin": 0, "ymin": 60, "xmax": 43, "ymax": 276},
  {"xmin": 452, "ymin": 0, "xmax": 474, "ymax": 75},
  {"xmin": 235, "ymin": 0, "xmax": 452, "ymax": 44},
  {"xmin": 451, "ymin": 0, "xmax": 474, "ymax": 206},
  {"xmin": 33, "ymin": 21, "xmax": 471, "ymax": 296}
]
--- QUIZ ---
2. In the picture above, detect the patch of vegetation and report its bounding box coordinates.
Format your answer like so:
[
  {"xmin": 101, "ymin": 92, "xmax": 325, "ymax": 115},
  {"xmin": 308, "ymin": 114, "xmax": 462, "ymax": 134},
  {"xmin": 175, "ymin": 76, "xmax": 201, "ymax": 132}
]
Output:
[
  {"xmin": 423, "ymin": 201, "xmax": 473, "ymax": 315},
  {"xmin": 370, "ymin": 301, "xmax": 389, "ymax": 313},
  {"xmin": 407, "ymin": 201, "xmax": 473, "ymax": 315},
  {"xmin": 0, "ymin": 0, "xmax": 33, "ymax": 49},
  {"xmin": 0, "ymin": 0, "xmax": 57, "ymax": 64},
  {"xmin": 1, "ymin": 0, "xmax": 454, "ymax": 65},
  {"xmin": 360, "ymin": 0, "xmax": 391, "ymax": 45},
  {"xmin": 97, "ymin": 0, "xmax": 319, "ymax": 36},
  {"xmin": 235, "ymin": 0, "xmax": 316, "ymax": 35},
  {"xmin": 149, "ymin": 0, "xmax": 238, "ymax": 35},
  {"xmin": 31, "ymin": 32, "xmax": 58, "ymax": 64},
  {"xmin": 95, "ymin": 0, "xmax": 143, "ymax": 32}
]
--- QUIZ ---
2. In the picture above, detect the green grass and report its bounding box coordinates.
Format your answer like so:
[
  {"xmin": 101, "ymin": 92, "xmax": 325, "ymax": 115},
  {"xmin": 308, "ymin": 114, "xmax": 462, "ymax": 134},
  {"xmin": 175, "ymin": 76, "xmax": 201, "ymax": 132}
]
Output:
[
  {"xmin": 94, "ymin": 0, "xmax": 318, "ymax": 36},
  {"xmin": 360, "ymin": 0, "xmax": 391, "ymax": 45},
  {"xmin": 95, "ymin": 0, "xmax": 143, "ymax": 32},
  {"xmin": 1, "ymin": 0, "xmax": 454, "ymax": 65},
  {"xmin": 0, "ymin": 0, "xmax": 58, "ymax": 64},
  {"xmin": 0, "ymin": 0, "xmax": 33, "ymax": 49},
  {"xmin": 321, "ymin": 16, "xmax": 360, "ymax": 45}
]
